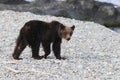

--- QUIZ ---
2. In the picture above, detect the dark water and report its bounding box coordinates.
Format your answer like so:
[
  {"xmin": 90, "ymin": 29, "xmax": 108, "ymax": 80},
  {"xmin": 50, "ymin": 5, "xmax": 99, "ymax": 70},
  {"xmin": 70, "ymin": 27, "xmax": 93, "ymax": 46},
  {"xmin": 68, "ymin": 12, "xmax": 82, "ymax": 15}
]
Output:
[{"xmin": 111, "ymin": 27, "xmax": 120, "ymax": 33}]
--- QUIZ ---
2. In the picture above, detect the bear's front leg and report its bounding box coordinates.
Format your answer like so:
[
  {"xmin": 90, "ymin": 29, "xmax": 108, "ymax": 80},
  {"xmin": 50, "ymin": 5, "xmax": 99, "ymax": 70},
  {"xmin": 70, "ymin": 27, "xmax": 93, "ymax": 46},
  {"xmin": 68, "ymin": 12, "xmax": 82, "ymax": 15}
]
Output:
[
  {"xmin": 31, "ymin": 42, "xmax": 43, "ymax": 60},
  {"xmin": 52, "ymin": 42, "xmax": 65, "ymax": 60}
]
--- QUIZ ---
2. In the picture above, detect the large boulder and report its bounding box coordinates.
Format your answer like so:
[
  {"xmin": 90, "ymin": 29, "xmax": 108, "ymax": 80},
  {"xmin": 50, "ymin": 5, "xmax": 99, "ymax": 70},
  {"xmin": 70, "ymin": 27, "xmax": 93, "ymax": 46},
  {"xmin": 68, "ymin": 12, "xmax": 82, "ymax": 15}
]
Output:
[
  {"xmin": 116, "ymin": 7, "xmax": 120, "ymax": 21},
  {"xmin": 93, "ymin": 4, "xmax": 117, "ymax": 23}
]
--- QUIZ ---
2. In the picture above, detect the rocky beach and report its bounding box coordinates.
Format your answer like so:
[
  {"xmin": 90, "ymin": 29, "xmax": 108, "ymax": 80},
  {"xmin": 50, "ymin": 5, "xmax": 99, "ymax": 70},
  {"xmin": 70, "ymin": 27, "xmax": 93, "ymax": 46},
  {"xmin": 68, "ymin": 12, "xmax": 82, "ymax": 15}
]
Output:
[{"xmin": 0, "ymin": 10, "xmax": 120, "ymax": 80}]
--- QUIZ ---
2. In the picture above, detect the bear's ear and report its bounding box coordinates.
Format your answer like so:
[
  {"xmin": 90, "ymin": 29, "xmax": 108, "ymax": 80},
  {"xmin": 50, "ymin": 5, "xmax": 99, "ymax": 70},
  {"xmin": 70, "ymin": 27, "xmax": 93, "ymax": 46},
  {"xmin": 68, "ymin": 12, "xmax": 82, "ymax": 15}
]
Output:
[
  {"xmin": 71, "ymin": 25, "xmax": 75, "ymax": 30},
  {"xmin": 60, "ymin": 24, "xmax": 65, "ymax": 30}
]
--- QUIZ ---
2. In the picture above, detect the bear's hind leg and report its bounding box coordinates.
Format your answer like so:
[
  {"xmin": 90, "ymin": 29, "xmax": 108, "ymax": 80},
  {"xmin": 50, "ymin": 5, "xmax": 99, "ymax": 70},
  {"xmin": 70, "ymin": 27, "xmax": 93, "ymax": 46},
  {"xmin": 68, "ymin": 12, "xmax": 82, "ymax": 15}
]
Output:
[
  {"xmin": 13, "ymin": 40, "xmax": 27, "ymax": 60},
  {"xmin": 42, "ymin": 41, "xmax": 51, "ymax": 59}
]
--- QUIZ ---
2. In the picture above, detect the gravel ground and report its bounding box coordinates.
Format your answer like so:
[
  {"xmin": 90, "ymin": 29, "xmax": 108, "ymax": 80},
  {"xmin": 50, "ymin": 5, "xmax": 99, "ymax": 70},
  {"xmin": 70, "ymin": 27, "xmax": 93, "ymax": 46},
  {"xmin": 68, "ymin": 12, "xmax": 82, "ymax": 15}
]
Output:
[{"xmin": 0, "ymin": 10, "xmax": 120, "ymax": 80}]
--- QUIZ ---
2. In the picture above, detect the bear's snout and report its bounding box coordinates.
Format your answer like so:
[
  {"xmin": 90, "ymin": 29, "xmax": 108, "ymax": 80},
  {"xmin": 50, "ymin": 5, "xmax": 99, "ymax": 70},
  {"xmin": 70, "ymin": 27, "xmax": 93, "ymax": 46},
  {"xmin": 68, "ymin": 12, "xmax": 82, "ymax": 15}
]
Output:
[{"xmin": 67, "ymin": 38, "xmax": 70, "ymax": 41}]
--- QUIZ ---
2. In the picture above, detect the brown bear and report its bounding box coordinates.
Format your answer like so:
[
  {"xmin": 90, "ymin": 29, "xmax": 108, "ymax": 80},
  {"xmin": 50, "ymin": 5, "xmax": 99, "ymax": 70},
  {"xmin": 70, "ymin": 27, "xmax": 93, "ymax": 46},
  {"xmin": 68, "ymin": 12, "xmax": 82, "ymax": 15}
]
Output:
[{"xmin": 12, "ymin": 20, "xmax": 75, "ymax": 60}]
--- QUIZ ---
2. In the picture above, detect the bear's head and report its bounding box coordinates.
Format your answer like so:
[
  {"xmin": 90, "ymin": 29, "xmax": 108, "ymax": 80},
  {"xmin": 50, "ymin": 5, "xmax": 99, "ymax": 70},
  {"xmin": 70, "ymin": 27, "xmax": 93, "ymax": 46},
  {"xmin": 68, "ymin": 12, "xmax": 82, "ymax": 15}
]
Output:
[
  {"xmin": 60, "ymin": 25, "xmax": 75, "ymax": 41},
  {"xmin": 59, "ymin": 24, "xmax": 75, "ymax": 41},
  {"xmin": 51, "ymin": 21, "xmax": 75, "ymax": 41}
]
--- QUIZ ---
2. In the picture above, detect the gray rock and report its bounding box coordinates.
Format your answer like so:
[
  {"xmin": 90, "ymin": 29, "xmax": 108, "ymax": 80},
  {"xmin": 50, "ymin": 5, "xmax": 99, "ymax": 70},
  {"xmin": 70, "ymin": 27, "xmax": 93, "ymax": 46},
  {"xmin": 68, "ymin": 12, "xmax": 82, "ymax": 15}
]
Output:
[
  {"xmin": 0, "ymin": 0, "xmax": 120, "ymax": 25},
  {"xmin": 94, "ymin": 5, "xmax": 117, "ymax": 23},
  {"xmin": 0, "ymin": 0, "xmax": 28, "ymax": 4}
]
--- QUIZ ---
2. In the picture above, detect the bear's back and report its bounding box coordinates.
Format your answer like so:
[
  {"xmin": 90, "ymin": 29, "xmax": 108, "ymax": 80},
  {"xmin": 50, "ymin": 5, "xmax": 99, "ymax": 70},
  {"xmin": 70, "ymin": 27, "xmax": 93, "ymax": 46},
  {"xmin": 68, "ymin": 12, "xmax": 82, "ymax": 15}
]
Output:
[
  {"xmin": 25, "ymin": 20, "xmax": 50, "ymax": 30},
  {"xmin": 21, "ymin": 20, "xmax": 52, "ymax": 35}
]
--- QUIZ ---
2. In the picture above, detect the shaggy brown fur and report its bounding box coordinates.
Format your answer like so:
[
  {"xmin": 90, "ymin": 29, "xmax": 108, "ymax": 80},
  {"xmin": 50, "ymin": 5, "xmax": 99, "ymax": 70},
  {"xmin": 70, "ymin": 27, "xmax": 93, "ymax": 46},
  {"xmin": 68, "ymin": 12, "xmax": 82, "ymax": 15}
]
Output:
[{"xmin": 12, "ymin": 20, "xmax": 75, "ymax": 60}]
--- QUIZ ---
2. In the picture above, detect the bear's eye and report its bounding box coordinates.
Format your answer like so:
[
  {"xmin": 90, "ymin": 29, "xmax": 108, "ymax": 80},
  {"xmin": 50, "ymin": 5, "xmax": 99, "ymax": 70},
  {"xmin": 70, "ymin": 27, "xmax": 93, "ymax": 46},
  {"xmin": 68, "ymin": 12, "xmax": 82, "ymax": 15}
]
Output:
[{"xmin": 70, "ymin": 32, "xmax": 73, "ymax": 36}]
